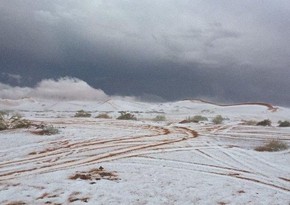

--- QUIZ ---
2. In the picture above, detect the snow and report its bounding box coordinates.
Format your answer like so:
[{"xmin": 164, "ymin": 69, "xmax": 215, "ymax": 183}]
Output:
[{"xmin": 0, "ymin": 99, "xmax": 289, "ymax": 204}]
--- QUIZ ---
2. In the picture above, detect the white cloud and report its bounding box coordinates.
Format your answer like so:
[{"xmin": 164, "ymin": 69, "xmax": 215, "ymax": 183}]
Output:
[
  {"xmin": 0, "ymin": 77, "xmax": 109, "ymax": 101},
  {"xmin": 0, "ymin": 83, "xmax": 32, "ymax": 100}
]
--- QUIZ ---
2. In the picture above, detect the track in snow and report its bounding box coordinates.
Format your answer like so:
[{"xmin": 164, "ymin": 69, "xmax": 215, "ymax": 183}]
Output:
[
  {"xmin": 0, "ymin": 118, "xmax": 289, "ymax": 197},
  {"xmin": 0, "ymin": 120, "xmax": 197, "ymax": 181}
]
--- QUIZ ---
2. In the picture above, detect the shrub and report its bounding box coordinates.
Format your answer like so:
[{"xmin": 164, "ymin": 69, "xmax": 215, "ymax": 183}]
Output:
[
  {"xmin": 153, "ymin": 115, "xmax": 166, "ymax": 121},
  {"xmin": 9, "ymin": 114, "xmax": 31, "ymax": 129},
  {"xmin": 180, "ymin": 115, "xmax": 208, "ymax": 124},
  {"xmin": 117, "ymin": 112, "xmax": 137, "ymax": 120},
  {"xmin": 278, "ymin": 120, "xmax": 290, "ymax": 127},
  {"xmin": 31, "ymin": 124, "xmax": 59, "ymax": 135},
  {"xmin": 256, "ymin": 119, "xmax": 271, "ymax": 126},
  {"xmin": 0, "ymin": 113, "xmax": 7, "ymax": 130},
  {"xmin": 0, "ymin": 121, "xmax": 8, "ymax": 131},
  {"xmin": 242, "ymin": 120, "xmax": 258, "ymax": 126},
  {"xmin": 41, "ymin": 125, "xmax": 59, "ymax": 135},
  {"xmin": 192, "ymin": 115, "xmax": 208, "ymax": 123},
  {"xmin": 255, "ymin": 140, "xmax": 288, "ymax": 152},
  {"xmin": 0, "ymin": 112, "xmax": 32, "ymax": 130},
  {"xmin": 96, "ymin": 113, "xmax": 111, "ymax": 119},
  {"xmin": 212, "ymin": 115, "xmax": 224, "ymax": 124},
  {"xmin": 10, "ymin": 119, "xmax": 31, "ymax": 129},
  {"xmin": 74, "ymin": 110, "xmax": 91, "ymax": 118}
]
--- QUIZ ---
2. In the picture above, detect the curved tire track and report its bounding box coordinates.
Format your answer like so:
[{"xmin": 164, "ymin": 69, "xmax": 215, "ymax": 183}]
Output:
[{"xmin": 0, "ymin": 124, "xmax": 197, "ymax": 181}]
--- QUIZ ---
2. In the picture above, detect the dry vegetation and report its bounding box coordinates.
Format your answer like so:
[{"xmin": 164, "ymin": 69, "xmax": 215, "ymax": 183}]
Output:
[
  {"xmin": 152, "ymin": 115, "xmax": 166, "ymax": 121},
  {"xmin": 241, "ymin": 120, "xmax": 258, "ymax": 126},
  {"xmin": 212, "ymin": 115, "xmax": 225, "ymax": 124},
  {"xmin": 68, "ymin": 192, "xmax": 90, "ymax": 203},
  {"xmin": 180, "ymin": 115, "xmax": 208, "ymax": 124},
  {"xmin": 30, "ymin": 124, "xmax": 59, "ymax": 135},
  {"xmin": 0, "ymin": 112, "xmax": 31, "ymax": 130},
  {"xmin": 95, "ymin": 113, "xmax": 111, "ymax": 119},
  {"xmin": 117, "ymin": 112, "xmax": 137, "ymax": 120},
  {"xmin": 255, "ymin": 140, "xmax": 288, "ymax": 152},
  {"xmin": 278, "ymin": 120, "xmax": 290, "ymax": 127},
  {"xmin": 5, "ymin": 202, "xmax": 27, "ymax": 205},
  {"xmin": 74, "ymin": 110, "xmax": 91, "ymax": 118},
  {"xmin": 256, "ymin": 119, "xmax": 271, "ymax": 126},
  {"xmin": 69, "ymin": 166, "xmax": 119, "ymax": 181}
]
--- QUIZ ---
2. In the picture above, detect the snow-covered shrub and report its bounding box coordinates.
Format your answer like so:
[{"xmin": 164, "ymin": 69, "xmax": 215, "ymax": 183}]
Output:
[
  {"xmin": 41, "ymin": 125, "xmax": 59, "ymax": 135},
  {"xmin": 242, "ymin": 120, "xmax": 258, "ymax": 126},
  {"xmin": 191, "ymin": 115, "xmax": 208, "ymax": 123},
  {"xmin": 0, "ymin": 112, "xmax": 31, "ymax": 130},
  {"xmin": 278, "ymin": 120, "xmax": 290, "ymax": 127},
  {"xmin": 256, "ymin": 119, "xmax": 271, "ymax": 126},
  {"xmin": 0, "ymin": 120, "xmax": 7, "ymax": 130},
  {"xmin": 9, "ymin": 114, "xmax": 31, "ymax": 129},
  {"xmin": 117, "ymin": 112, "xmax": 137, "ymax": 120},
  {"xmin": 180, "ymin": 115, "xmax": 208, "ymax": 124},
  {"xmin": 96, "ymin": 113, "xmax": 111, "ymax": 119},
  {"xmin": 74, "ymin": 110, "xmax": 91, "ymax": 118},
  {"xmin": 255, "ymin": 140, "xmax": 288, "ymax": 152},
  {"xmin": 153, "ymin": 115, "xmax": 166, "ymax": 121},
  {"xmin": 212, "ymin": 115, "xmax": 224, "ymax": 124},
  {"xmin": 0, "ymin": 113, "xmax": 7, "ymax": 130},
  {"xmin": 31, "ymin": 124, "xmax": 59, "ymax": 135}
]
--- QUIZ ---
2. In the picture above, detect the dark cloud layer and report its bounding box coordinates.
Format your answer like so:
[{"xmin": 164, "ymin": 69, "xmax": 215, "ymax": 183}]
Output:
[{"xmin": 0, "ymin": 1, "xmax": 290, "ymax": 106}]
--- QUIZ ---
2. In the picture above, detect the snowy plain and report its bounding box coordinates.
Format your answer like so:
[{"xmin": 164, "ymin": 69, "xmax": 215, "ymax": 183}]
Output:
[{"xmin": 0, "ymin": 98, "xmax": 289, "ymax": 205}]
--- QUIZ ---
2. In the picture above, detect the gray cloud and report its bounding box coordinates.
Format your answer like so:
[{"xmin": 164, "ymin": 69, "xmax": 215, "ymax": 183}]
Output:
[{"xmin": 0, "ymin": 1, "xmax": 290, "ymax": 106}]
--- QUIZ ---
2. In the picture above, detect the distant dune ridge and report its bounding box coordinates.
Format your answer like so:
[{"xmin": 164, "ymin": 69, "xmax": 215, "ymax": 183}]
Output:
[{"xmin": 0, "ymin": 77, "xmax": 283, "ymax": 112}]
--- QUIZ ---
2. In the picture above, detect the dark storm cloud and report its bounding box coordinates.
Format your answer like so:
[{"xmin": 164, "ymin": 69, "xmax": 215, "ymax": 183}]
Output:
[{"xmin": 0, "ymin": 0, "xmax": 290, "ymax": 105}]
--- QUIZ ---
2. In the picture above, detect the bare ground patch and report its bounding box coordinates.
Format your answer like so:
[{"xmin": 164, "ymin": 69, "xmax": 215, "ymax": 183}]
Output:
[
  {"xmin": 5, "ymin": 201, "xmax": 27, "ymax": 205},
  {"xmin": 69, "ymin": 166, "xmax": 119, "ymax": 181},
  {"xmin": 67, "ymin": 192, "xmax": 90, "ymax": 203}
]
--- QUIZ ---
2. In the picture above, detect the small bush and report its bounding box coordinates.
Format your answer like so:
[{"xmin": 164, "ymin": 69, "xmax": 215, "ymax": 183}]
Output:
[
  {"xmin": 0, "ymin": 113, "xmax": 31, "ymax": 130},
  {"xmin": 212, "ymin": 115, "xmax": 224, "ymax": 124},
  {"xmin": 255, "ymin": 140, "xmax": 288, "ymax": 152},
  {"xmin": 0, "ymin": 112, "xmax": 7, "ymax": 130},
  {"xmin": 192, "ymin": 115, "xmax": 208, "ymax": 123},
  {"xmin": 96, "ymin": 113, "xmax": 111, "ymax": 119},
  {"xmin": 41, "ymin": 125, "xmax": 59, "ymax": 135},
  {"xmin": 242, "ymin": 120, "xmax": 258, "ymax": 126},
  {"xmin": 0, "ymin": 121, "xmax": 8, "ymax": 130},
  {"xmin": 31, "ymin": 124, "xmax": 59, "ymax": 135},
  {"xmin": 9, "ymin": 114, "xmax": 31, "ymax": 129},
  {"xmin": 180, "ymin": 115, "xmax": 208, "ymax": 124},
  {"xmin": 10, "ymin": 119, "xmax": 31, "ymax": 129},
  {"xmin": 153, "ymin": 115, "xmax": 166, "ymax": 121},
  {"xmin": 256, "ymin": 119, "xmax": 271, "ymax": 126},
  {"xmin": 278, "ymin": 120, "xmax": 290, "ymax": 127},
  {"xmin": 74, "ymin": 110, "xmax": 91, "ymax": 118},
  {"xmin": 117, "ymin": 112, "xmax": 137, "ymax": 120}
]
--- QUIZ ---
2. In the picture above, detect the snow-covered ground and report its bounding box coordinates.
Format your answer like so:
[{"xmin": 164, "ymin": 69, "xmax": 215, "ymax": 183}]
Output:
[{"xmin": 0, "ymin": 99, "xmax": 289, "ymax": 205}]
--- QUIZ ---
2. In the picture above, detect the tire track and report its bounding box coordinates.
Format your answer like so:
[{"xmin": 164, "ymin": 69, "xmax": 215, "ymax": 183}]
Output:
[
  {"xmin": 119, "ymin": 156, "xmax": 290, "ymax": 193},
  {"xmin": 0, "ymin": 124, "xmax": 169, "ymax": 169},
  {"xmin": 0, "ymin": 126, "xmax": 198, "ymax": 181},
  {"xmin": 139, "ymin": 155, "xmax": 251, "ymax": 174},
  {"xmin": 187, "ymin": 123, "xmax": 290, "ymax": 188}
]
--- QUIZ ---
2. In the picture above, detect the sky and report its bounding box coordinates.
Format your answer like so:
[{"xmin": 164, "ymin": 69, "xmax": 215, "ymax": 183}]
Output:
[{"xmin": 0, "ymin": 0, "xmax": 290, "ymax": 105}]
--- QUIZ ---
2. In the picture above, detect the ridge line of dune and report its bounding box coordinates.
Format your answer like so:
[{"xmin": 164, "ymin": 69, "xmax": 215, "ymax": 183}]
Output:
[{"xmin": 183, "ymin": 99, "xmax": 278, "ymax": 112}]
